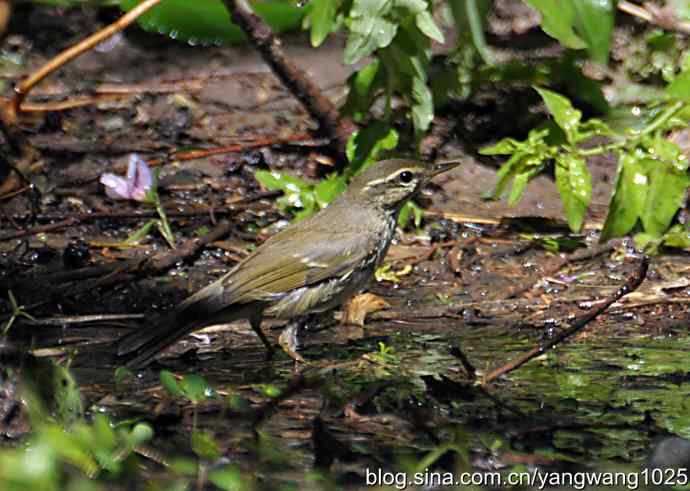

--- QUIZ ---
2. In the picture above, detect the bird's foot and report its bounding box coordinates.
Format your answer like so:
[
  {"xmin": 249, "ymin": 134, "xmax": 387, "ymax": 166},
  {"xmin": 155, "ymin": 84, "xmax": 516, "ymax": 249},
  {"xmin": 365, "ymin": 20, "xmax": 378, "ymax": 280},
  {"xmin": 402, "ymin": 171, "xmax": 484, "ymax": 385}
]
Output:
[{"xmin": 278, "ymin": 323, "xmax": 305, "ymax": 363}]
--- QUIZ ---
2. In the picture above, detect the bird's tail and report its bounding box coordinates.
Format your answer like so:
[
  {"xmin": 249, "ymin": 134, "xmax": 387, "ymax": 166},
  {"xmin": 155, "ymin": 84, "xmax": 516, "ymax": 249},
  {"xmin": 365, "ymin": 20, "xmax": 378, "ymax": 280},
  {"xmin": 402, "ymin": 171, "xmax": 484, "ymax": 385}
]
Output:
[
  {"xmin": 115, "ymin": 312, "xmax": 197, "ymax": 368},
  {"xmin": 114, "ymin": 278, "xmax": 235, "ymax": 367}
]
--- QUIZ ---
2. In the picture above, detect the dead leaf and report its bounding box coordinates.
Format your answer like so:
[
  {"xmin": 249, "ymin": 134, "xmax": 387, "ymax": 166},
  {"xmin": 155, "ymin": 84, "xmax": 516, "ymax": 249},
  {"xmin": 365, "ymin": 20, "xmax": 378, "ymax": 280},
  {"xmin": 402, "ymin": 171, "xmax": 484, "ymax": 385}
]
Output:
[{"xmin": 341, "ymin": 293, "xmax": 389, "ymax": 327}]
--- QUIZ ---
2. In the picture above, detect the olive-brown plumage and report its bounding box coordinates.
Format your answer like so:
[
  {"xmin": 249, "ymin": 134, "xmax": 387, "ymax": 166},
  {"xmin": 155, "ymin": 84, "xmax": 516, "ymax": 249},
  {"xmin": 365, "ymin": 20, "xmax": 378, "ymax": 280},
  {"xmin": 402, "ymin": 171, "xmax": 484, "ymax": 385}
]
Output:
[{"xmin": 116, "ymin": 158, "xmax": 459, "ymax": 366}]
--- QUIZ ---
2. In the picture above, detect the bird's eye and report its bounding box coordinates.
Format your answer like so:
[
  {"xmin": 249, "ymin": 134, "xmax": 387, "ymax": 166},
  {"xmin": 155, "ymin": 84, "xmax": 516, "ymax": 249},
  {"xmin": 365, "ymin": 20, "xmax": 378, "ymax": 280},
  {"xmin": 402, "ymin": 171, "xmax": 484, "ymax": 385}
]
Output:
[{"xmin": 398, "ymin": 171, "xmax": 414, "ymax": 184}]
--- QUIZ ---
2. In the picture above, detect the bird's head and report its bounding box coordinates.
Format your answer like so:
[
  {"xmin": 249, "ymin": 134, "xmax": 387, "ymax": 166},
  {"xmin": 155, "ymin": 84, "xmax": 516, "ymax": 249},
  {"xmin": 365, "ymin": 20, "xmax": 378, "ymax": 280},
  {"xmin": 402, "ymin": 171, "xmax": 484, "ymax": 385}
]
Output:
[{"xmin": 347, "ymin": 158, "xmax": 461, "ymax": 212}]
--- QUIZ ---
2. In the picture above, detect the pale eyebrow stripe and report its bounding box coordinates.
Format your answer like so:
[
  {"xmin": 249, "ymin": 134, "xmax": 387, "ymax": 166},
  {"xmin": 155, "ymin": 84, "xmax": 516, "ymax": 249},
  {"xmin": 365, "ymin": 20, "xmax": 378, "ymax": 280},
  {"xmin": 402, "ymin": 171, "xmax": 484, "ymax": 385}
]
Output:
[{"xmin": 362, "ymin": 168, "xmax": 420, "ymax": 191}]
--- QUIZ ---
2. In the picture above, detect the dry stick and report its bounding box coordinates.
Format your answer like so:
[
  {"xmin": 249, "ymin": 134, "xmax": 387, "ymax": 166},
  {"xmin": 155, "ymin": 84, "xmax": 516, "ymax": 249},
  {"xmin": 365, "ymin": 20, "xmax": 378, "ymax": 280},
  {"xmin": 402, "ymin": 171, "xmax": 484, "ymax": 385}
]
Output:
[
  {"xmin": 482, "ymin": 256, "xmax": 650, "ymax": 384},
  {"xmin": 2, "ymin": 219, "xmax": 241, "ymax": 322},
  {"xmin": 220, "ymin": 0, "xmax": 356, "ymax": 157},
  {"xmin": 0, "ymin": 193, "xmax": 279, "ymax": 241},
  {"xmin": 618, "ymin": 1, "xmax": 690, "ymax": 34},
  {"xmin": 6, "ymin": 0, "xmax": 163, "ymax": 123}
]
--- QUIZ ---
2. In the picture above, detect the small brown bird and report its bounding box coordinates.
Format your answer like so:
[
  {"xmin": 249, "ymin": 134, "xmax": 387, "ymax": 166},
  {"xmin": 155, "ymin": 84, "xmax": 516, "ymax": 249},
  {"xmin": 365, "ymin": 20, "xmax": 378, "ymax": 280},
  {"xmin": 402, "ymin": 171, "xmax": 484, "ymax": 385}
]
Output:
[{"xmin": 116, "ymin": 158, "xmax": 459, "ymax": 367}]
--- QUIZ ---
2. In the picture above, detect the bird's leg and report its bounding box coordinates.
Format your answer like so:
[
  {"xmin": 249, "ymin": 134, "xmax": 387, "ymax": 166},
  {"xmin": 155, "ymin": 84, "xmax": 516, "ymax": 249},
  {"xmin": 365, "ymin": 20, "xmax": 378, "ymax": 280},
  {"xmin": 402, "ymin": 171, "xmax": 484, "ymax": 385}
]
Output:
[
  {"xmin": 278, "ymin": 318, "xmax": 306, "ymax": 363},
  {"xmin": 249, "ymin": 315, "xmax": 274, "ymax": 360}
]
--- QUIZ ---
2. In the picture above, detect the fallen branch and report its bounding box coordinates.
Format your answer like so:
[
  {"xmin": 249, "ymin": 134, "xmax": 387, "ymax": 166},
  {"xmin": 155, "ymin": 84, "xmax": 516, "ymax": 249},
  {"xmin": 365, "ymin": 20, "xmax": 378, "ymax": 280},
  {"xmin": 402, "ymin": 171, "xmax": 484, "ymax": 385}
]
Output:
[
  {"xmin": 618, "ymin": 1, "xmax": 690, "ymax": 34},
  {"xmin": 482, "ymin": 256, "xmax": 650, "ymax": 384},
  {"xmin": 0, "ymin": 193, "xmax": 278, "ymax": 241},
  {"xmin": 220, "ymin": 0, "xmax": 356, "ymax": 158}
]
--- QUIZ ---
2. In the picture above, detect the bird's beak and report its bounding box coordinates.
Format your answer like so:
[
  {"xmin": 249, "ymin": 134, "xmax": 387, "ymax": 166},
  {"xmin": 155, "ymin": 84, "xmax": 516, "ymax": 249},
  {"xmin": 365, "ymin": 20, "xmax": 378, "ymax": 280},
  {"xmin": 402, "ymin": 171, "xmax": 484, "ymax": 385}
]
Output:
[{"xmin": 428, "ymin": 159, "xmax": 462, "ymax": 177}]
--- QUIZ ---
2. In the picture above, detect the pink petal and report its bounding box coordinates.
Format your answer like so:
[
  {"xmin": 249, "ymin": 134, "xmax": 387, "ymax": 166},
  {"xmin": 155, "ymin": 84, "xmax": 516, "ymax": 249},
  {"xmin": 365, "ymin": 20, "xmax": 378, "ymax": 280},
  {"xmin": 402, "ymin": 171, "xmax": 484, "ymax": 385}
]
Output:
[
  {"xmin": 100, "ymin": 173, "xmax": 132, "ymax": 200},
  {"xmin": 130, "ymin": 154, "xmax": 153, "ymax": 201}
]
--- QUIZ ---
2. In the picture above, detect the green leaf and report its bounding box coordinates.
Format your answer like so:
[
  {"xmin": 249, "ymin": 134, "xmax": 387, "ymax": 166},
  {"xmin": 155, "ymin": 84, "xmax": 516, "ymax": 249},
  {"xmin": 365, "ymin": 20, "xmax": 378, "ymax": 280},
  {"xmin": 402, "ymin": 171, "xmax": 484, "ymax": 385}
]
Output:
[
  {"xmin": 130, "ymin": 423, "xmax": 154, "ymax": 446},
  {"xmin": 666, "ymin": 70, "xmax": 690, "ymax": 103},
  {"xmin": 113, "ymin": 367, "xmax": 133, "ymax": 384},
  {"xmin": 254, "ymin": 170, "xmax": 310, "ymax": 193},
  {"xmin": 415, "ymin": 10, "xmax": 444, "ymax": 43},
  {"xmin": 525, "ymin": 0, "xmax": 586, "ymax": 50},
  {"xmin": 227, "ymin": 393, "xmax": 252, "ymax": 413},
  {"xmin": 640, "ymin": 161, "xmax": 690, "ymax": 238},
  {"xmin": 160, "ymin": 370, "xmax": 182, "ymax": 397},
  {"xmin": 191, "ymin": 431, "xmax": 221, "ymax": 460},
  {"xmin": 480, "ymin": 138, "xmax": 518, "ymax": 155},
  {"xmin": 398, "ymin": 201, "xmax": 423, "ymax": 228},
  {"xmin": 555, "ymin": 154, "xmax": 591, "ymax": 232},
  {"xmin": 309, "ymin": 0, "xmax": 337, "ymax": 47},
  {"xmin": 344, "ymin": 0, "xmax": 397, "ymax": 64},
  {"xmin": 411, "ymin": 75, "xmax": 434, "ymax": 134},
  {"xmin": 662, "ymin": 224, "xmax": 690, "ymax": 249},
  {"xmin": 314, "ymin": 174, "xmax": 347, "ymax": 208},
  {"xmin": 571, "ymin": 0, "xmax": 614, "ymax": 65},
  {"xmin": 600, "ymin": 154, "xmax": 649, "ymax": 241},
  {"xmin": 449, "ymin": 0, "xmax": 493, "ymax": 64},
  {"xmin": 180, "ymin": 374, "xmax": 210, "ymax": 403},
  {"xmin": 209, "ymin": 465, "xmax": 243, "ymax": 491},
  {"xmin": 346, "ymin": 123, "xmax": 399, "ymax": 174},
  {"xmin": 343, "ymin": 59, "xmax": 384, "ymax": 120},
  {"xmin": 526, "ymin": 0, "xmax": 612, "ymax": 63},
  {"xmin": 120, "ymin": 0, "xmax": 306, "ymax": 46},
  {"xmin": 508, "ymin": 172, "xmax": 530, "ymax": 206},
  {"xmin": 534, "ymin": 87, "xmax": 582, "ymax": 142}
]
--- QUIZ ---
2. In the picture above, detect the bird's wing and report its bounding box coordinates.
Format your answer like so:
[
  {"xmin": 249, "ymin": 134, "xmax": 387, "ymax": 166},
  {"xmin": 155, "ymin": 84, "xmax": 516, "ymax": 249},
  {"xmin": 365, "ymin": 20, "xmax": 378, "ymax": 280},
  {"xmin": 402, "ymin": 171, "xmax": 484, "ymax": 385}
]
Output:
[
  {"xmin": 176, "ymin": 227, "xmax": 372, "ymax": 316},
  {"xmin": 226, "ymin": 228, "xmax": 371, "ymax": 302}
]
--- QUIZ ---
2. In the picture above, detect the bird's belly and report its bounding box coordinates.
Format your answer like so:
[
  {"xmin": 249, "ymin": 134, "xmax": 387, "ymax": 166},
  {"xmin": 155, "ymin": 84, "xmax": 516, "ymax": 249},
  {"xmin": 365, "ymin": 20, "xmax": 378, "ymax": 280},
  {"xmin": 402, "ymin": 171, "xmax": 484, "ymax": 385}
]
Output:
[{"xmin": 263, "ymin": 268, "xmax": 372, "ymax": 319}]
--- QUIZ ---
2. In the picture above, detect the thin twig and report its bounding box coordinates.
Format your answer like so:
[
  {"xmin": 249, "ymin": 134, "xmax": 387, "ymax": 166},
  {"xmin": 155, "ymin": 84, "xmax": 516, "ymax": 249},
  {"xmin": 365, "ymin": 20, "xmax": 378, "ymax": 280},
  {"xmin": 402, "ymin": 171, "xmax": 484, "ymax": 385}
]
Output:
[
  {"xmin": 618, "ymin": 1, "xmax": 690, "ymax": 34},
  {"xmin": 6, "ymin": 0, "xmax": 163, "ymax": 123},
  {"xmin": 482, "ymin": 256, "xmax": 650, "ymax": 384},
  {"xmin": 0, "ymin": 194, "xmax": 278, "ymax": 241}
]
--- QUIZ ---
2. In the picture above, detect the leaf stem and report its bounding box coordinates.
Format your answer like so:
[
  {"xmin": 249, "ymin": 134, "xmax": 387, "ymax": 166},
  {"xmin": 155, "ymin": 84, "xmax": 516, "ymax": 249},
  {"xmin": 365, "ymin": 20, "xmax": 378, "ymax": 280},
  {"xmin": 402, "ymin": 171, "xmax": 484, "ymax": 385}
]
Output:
[{"xmin": 580, "ymin": 101, "xmax": 686, "ymax": 156}]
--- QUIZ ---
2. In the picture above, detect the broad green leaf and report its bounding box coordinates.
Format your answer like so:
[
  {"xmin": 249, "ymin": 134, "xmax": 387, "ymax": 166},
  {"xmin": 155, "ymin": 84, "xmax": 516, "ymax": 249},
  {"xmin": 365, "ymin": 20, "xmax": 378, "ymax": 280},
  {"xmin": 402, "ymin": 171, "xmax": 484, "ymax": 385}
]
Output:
[
  {"xmin": 666, "ymin": 70, "xmax": 690, "ymax": 103},
  {"xmin": 191, "ymin": 431, "xmax": 221, "ymax": 460},
  {"xmin": 525, "ymin": 0, "xmax": 586, "ymax": 50},
  {"xmin": 395, "ymin": 0, "xmax": 427, "ymax": 14},
  {"xmin": 411, "ymin": 75, "xmax": 434, "ymax": 134},
  {"xmin": 180, "ymin": 374, "xmax": 210, "ymax": 403},
  {"xmin": 535, "ymin": 87, "xmax": 582, "ymax": 142},
  {"xmin": 343, "ymin": 59, "xmax": 383, "ymax": 121},
  {"xmin": 120, "ymin": 0, "xmax": 307, "ymax": 46},
  {"xmin": 209, "ymin": 465, "xmax": 243, "ymax": 491},
  {"xmin": 527, "ymin": 0, "xmax": 612, "ymax": 63},
  {"xmin": 663, "ymin": 224, "xmax": 690, "ymax": 249},
  {"xmin": 488, "ymin": 128, "xmax": 550, "ymax": 200},
  {"xmin": 415, "ymin": 10, "xmax": 444, "ymax": 43},
  {"xmin": 600, "ymin": 154, "xmax": 649, "ymax": 241},
  {"xmin": 508, "ymin": 172, "xmax": 530, "ymax": 206},
  {"xmin": 344, "ymin": 0, "xmax": 397, "ymax": 65},
  {"xmin": 650, "ymin": 133, "xmax": 687, "ymax": 171},
  {"xmin": 309, "ymin": 0, "xmax": 337, "ymax": 47},
  {"xmin": 346, "ymin": 123, "xmax": 399, "ymax": 174},
  {"xmin": 449, "ymin": 0, "xmax": 493, "ymax": 63},
  {"xmin": 571, "ymin": 0, "xmax": 614, "ymax": 65},
  {"xmin": 640, "ymin": 161, "xmax": 690, "ymax": 238},
  {"xmin": 254, "ymin": 170, "xmax": 310, "ymax": 193},
  {"xmin": 113, "ymin": 367, "xmax": 133, "ymax": 384},
  {"xmin": 160, "ymin": 370, "xmax": 182, "ymax": 397},
  {"xmin": 314, "ymin": 174, "xmax": 347, "ymax": 208},
  {"xmin": 398, "ymin": 201, "xmax": 423, "ymax": 228},
  {"xmin": 555, "ymin": 154, "xmax": 591, "ymax": 232},
  {"xmin": 130, "ymin": 423, "xmax": 154, "ymax": 446}
]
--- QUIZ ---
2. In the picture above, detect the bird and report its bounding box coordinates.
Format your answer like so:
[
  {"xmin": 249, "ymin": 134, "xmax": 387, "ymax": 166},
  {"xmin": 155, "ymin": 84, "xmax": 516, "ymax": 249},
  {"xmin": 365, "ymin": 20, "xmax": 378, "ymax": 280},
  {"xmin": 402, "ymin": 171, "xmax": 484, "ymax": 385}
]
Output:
[{"xmin": 115, "ymin": 158, "xmax": 460, "ymax": 367}]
